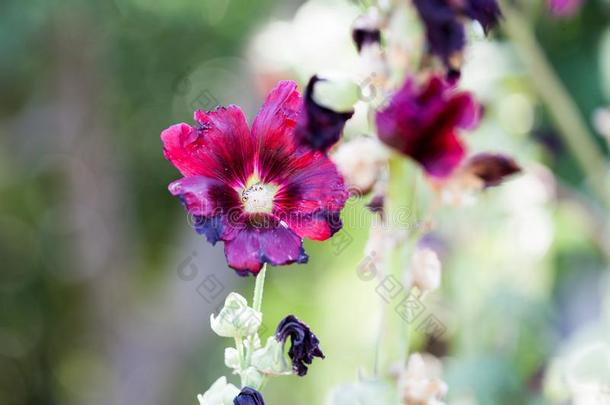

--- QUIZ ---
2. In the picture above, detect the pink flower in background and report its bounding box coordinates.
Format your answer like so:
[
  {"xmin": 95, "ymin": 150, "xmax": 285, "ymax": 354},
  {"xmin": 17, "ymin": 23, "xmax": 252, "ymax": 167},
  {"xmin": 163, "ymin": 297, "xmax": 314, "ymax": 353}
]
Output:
[
  {"xmin": 162, "ymin": 81, "xmax": 348, "ymax": 275},
  {"xmin": 548, "ymin": 0, "xmax": 584, "ymax": 17},
  {"xmin": 375, "ymin": 75, "xmax": 480, "ymax": 178}
]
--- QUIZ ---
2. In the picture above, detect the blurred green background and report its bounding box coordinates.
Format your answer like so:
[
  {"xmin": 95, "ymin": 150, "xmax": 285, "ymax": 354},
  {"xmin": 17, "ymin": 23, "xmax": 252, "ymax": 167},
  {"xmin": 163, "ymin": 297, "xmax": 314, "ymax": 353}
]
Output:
[{"xmin": 1, "ymin": 0, "xmax": 609, "ymax": 404}]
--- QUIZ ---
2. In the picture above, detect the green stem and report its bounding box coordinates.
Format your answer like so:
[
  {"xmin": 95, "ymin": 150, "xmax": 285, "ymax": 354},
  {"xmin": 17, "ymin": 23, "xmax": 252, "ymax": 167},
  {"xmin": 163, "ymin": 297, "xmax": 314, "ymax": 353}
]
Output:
[
  {"xmin": 253, "ymin": 264, "xmax": 267, "ymax": 313},
  {"xmin": 499, "ymin": 0, "xmax": 610, "ymax": 208},
  {"xmin": 235, "ymin": 336, "xmax": 245, "ymax": 387},
  {"xmin": 244, "ymin": 264, "xmax": 267, "ymax": 370},
  {"xmin": 378, "ymin": 155, "xmax": 417, "ymax": 372}
]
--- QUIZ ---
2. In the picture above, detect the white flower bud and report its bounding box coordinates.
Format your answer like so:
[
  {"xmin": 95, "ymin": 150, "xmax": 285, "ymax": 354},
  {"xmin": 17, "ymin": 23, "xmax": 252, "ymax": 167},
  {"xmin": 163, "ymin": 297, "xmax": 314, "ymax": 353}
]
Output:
[
  {"xmin": 313, "ymin": 76, "xmax": 360, "ymax": 113},
  {"xmin": 251, "ymin": 337, "xmax": 292, "ymax": 376},
  {"xmin": 210, "ymin": 293, "xmax": 262, "ymax": 338},
  {"xmin": 224, "ymin": 347, "xmax": 240, "ymax": 370},
  {"xmin": 332, "ymin": 137, "xmax": 389, "ymax": 194},
  {"xmin": 240, "ymin": 367, "xmax": 264, "ymax": 390},
  {"xmin": 196, "ymin": 376, "xmax": 239, "ymax": 405},
  {"xmin": 410, "ymin": 248, "xmax": 442, "ymax": 293},
  {"xmin": 399, "ymin": 353, "xmax": 448, "ymax": 405}
]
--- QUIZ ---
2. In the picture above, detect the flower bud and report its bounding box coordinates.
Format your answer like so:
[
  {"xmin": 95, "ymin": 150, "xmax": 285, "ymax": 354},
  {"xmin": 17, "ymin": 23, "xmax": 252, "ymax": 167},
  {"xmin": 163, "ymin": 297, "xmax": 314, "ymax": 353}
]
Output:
[
  {"xmin": 331, "ymin": 137, "xmax": 389, "ymax": 195},
  {"xmin": 224, "ymin": 347, "xmax": 240, "ymax": 370},
  {"xmin": 240, "ymin": 367, "xmax": 264, "ymax": 390},
  {"xmin": 410, "ymin": 247, "xmax": 442, "ymax": 293},
  {"xmin": 251, "ymin": 337, "xmax": 292, "ymax": 376},
  {"xmin": 398, "ymin": 353, "xmax": 448, "ymax": 405},
  {"xmin": 210, "ymin": 293, "xmax": 262, "ymax": 338},
  {"xmin": 196, "ymin": 376, "xmax": 240, "ymax": 405}
]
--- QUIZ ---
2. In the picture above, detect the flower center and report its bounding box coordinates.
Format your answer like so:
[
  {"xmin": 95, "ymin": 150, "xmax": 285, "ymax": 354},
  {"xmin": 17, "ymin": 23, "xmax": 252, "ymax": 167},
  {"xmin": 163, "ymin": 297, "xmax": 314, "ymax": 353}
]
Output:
[{"xmin": 241, "ymin": 182, "xmax": 277, "ymax": 214}]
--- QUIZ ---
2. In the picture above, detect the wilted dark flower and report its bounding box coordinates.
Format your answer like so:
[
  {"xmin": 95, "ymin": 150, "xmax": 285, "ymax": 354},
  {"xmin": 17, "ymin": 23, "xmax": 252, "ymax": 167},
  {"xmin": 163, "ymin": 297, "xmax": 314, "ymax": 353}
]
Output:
[
  {"xmin": 233, "ymin": 387, "xmax": 265, "ymax": 405},
  {"xmin": 462, "ymin": 153, "xmax": 521, "ymax": 187},
  {"xmin": 275, "ymin": 315, "xmax": 325, "ymax": 377},
  {"xmin": 375, "ymin": 75, "xmax": 480, "ymax": 178},
  {"xmin": 413, "ymin": 0, "xmax": 501, "ymax": 73},
  {"xmin": 294, "ymin": 76, "xmax": 355, "ymax": 152}
]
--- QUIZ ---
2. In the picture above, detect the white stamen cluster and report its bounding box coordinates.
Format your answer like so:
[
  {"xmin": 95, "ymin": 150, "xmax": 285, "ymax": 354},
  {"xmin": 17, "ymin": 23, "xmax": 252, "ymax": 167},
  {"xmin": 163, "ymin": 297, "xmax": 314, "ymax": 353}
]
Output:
[{"xmin": 241, "ymin": 182, "xmax": 276, "ymax": 213}]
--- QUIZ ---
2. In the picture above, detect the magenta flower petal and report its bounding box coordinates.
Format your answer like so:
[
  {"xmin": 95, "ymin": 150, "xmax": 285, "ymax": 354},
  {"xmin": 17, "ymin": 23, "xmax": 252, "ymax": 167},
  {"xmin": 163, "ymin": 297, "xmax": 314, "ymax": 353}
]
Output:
[
  {"xmin": 168, "ymin": 176, "xmax": 240, "ymax": 217},
  {"xmin": 162, "ymin": 105, "xmax": 254, "ymax": 187},
  {"xmin": 283, "ymin": 211, "xmax": 342, "ymax": 241},
  {"xmin": 376, "ymin": 75, "xmax": 480, "ymax": 178},
  {"xmin": 162, "ymin": 81, "xmax": 347, "ymax": 275},
  {"xmin": 224, "ymin": 222, "xmax": 308, "ymax": 275}
]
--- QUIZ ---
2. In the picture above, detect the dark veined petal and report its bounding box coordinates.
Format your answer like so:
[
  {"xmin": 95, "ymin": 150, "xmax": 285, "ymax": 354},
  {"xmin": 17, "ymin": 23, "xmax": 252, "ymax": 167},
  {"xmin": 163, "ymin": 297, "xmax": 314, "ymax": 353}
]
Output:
[
  {"xmin": 161, "ymin": 105, "xmax": 255, "ymax": 187},
  {"xmin": 233, "ymin": 387, "xmax": 265, "ymax": 405},
  {"xmin": 251, "ymin": 81, "xmax": 303, "ymax": 183},
  {"xmin": 275, "ymin": 315, "xmax": 325, "ymax": 377},
  {"xmin": 223, "ymin": 221, "xmax": 308, "ymax": 275},
  {"xmin": 294, "ymin": 76, "xmax": 354, "ymax": 152},
  {"xmin": 168, "ymin": 176, "xmax": 240, "ymax": 217},
  {"xmin": 463, "ymin": 152, "xmax": 522, "ymax": 187},
  {"xmin": 282, "ymin": 210, "xmax": 343, "ymax": 241}
]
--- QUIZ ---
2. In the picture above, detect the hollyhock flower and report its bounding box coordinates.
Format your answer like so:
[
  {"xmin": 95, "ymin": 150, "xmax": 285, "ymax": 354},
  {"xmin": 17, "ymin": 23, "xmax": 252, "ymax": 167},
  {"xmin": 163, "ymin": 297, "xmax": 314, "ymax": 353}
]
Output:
[
  {"xmin": 294, "ymin": 76, "xmax": 356, "ymax": 152},
  {"xmin": 413, "ymin": 0, "xmax": 501, "ymax": 73},
  {"xmin": 275, "ymin": 315, "xmax": 325, "ymax": 376},
  {"xmin": 548, "ymin": 0, "xmax": 584, "ymax": 17},
  {"xmin": 375, "ymin": 75, "xmax": 480, "ymax": 178},
  {"xmin": 162, "ymin": 81, "xmax": 348, "ymax": 275},
  {"xmin": 233, "ymin": 387, "xmax": 265, "ymax": 405}
]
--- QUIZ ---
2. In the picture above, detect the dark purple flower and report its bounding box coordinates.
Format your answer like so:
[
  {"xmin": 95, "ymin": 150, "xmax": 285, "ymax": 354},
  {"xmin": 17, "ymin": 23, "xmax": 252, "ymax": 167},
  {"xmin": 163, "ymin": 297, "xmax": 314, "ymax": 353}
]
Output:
[
  {"xmin": 162, "ymin": 81, "xmax": 348, "ymax": 275},
  {"xmin": 294, "ymin": 76, "xmax": 355, "ymax": 152},
  {"xmin": 275, "ymin": 315, "xmax": 325, "ymax": 377},
  {"xmin": 463, "ymin": 152, "xmax": 521, "ymax": 187},
  {"xmin": 413, "ymin": 0, "xmax": 501, "ymax": 72},
  {"xmin": 234, "ymin": 387, "xmax": 265, "ymax": 405},
  {"xmin": 375, "ymin": 75, "xmax": 480, "ymax": 178}
]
